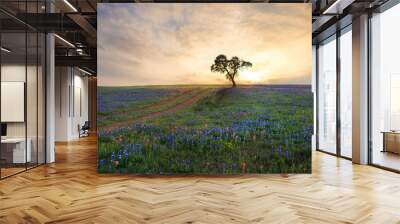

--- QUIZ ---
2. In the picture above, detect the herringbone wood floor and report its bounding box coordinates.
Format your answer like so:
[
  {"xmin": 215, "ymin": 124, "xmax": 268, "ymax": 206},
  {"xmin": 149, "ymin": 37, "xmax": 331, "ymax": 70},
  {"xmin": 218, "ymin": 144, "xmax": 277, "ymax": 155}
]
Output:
[{"xmin": 1, "ymin": 136, "xmax": 400, "ymax": 224}]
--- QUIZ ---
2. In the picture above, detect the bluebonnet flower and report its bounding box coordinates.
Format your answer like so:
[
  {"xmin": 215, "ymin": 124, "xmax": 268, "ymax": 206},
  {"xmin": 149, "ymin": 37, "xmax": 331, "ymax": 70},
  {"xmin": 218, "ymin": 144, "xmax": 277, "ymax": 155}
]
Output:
[
  {"xmin": 111, "ymin": 152, "xmax": 115, "ymax": 161},
  {"xmin": 277, "ymin": 146, "xmax": 282, "ymax": 156},
  {"xmin": 124, "ymin": 149, "xmax": 129, "ymax": 158},
  {"xmin": 99, "ymin": 159, "xmax": 105, "ymax": 167},
  {"xmin": 118, "ymin": 150, "xmax": 122, "ymax": 160}
]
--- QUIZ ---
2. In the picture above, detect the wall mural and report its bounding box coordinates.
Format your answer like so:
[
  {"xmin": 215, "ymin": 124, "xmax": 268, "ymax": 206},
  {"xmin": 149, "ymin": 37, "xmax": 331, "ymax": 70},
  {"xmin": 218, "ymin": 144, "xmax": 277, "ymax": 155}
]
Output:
[{"xmin": 97, "ymin": 3, "xmax": 313, "ymax": 174}]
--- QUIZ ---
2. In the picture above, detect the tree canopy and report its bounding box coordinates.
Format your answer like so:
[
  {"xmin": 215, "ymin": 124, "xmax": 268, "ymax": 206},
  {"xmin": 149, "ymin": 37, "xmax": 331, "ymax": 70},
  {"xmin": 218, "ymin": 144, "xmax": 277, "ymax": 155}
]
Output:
[{"xmin": 210, "ymin": 55, "xmax": 252, "ymax": 87}]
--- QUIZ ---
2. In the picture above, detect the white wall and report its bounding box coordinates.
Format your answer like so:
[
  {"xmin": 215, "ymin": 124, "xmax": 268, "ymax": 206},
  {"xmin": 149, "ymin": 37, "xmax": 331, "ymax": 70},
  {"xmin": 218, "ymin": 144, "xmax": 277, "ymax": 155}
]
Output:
[
  {"xmin": 55, "ymin": 67, "xmax": 89, "ymax": 141},
  {"xmin": 55, "ymin": 67, "xmax": 70, "ymax": 141},
  {"xmin": 72, "ymin": 73, "xmax": 89, "ymax": 138},
  {"xmin": 1, "ymin": 65, "xmax": 26, "ymax": 81},
  {"xmin": 1, "ymin": 63, "xmax": 46, "ymax": 164},
  {"xmin": 1, "ymin": 65, "xmax": 26, "ymax": 138},
  {"xmin": 0, "ymin": 65, "xmax": 41, "ymax": 138},
  {"xmin": 1, "ymin": 82, "xmax": 25, "ymax": 122}
]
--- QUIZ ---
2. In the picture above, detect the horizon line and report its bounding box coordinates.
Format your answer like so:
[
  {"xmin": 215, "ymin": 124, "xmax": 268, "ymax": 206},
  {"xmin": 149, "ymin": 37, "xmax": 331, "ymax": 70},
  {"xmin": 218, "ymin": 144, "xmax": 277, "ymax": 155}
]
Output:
[{"xmin": 98, "ymin": 83, "xmax": 312, "ymax": 88}]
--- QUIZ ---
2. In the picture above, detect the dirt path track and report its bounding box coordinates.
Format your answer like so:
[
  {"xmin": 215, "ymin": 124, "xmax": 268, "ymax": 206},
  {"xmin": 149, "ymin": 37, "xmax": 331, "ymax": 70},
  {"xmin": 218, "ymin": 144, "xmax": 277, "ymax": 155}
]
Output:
[
  {"xmin": 100, "ymin": 88, "xmax": 196, "ymax": 118},
  {"xmin": 101, "ymin": 88, "xmax": 212, "ymax": 131}
]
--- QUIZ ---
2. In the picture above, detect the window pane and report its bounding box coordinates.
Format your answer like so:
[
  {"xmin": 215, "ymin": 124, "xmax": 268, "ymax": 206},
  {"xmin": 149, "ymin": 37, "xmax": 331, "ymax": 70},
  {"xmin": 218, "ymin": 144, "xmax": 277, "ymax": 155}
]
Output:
[
  {"xmin": 340, "ymin": 28, "xmax": 352, "ymax": 158},
  {"xmin": 318, "ymin": 36, "xmax": 337, "ymax": 154},
  {"xmin": 27, "ymin": 31, "xmax": 38, "ymax": 169},
  {"xmin": 1, "ymin": 31, "xmax": 27, "ymax": 177}
]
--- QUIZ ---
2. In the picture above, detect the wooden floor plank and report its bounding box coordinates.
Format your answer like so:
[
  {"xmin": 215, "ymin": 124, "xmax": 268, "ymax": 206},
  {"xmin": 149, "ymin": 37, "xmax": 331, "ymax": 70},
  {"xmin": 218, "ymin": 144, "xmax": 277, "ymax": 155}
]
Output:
[{"xmin": 0, "ymin": 136, "xmax": 399, "ymax": 223}]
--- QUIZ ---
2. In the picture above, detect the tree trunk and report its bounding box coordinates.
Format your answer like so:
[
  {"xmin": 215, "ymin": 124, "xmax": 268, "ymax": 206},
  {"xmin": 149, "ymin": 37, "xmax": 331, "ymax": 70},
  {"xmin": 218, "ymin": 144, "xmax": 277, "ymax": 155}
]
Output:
[
  {"xmin": 230, "ymin": 72, "xmax": 237, "ymax": 87},
  {"xmin": 231, "ymin": 78, "xmax": 236, "ymax": 87}
]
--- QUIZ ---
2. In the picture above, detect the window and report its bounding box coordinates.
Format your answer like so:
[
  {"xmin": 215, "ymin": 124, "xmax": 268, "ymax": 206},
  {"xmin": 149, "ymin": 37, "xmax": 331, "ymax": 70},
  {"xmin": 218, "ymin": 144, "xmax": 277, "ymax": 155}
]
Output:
[
  {"xmin": 0, "ymin": 2, "xmax": 46, "ymax": 179},
  {"xmin": 317, "ymin": 35, "xmax": 337, "ymax": 154},
  {"xmin": 370, "ymin": 3, "xmax": 400, "ymax": 171},
  {"xmin": 339, "ymin": 27, "xmax": 352, "ymax": 158}
]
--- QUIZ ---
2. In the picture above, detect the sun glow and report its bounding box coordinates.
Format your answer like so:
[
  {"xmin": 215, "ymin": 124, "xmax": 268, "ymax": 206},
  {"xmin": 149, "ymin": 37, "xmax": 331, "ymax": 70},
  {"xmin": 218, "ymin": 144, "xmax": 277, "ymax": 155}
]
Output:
[{"xmin": 241, "ymin": 70, "xmax": 263, "ymax": 83}]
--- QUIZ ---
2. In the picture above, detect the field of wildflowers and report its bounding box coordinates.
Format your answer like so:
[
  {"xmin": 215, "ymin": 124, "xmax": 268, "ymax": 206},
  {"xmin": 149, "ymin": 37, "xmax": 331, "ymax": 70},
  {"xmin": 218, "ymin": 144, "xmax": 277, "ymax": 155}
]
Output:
[{"xmin": 98, "ymin": 85, "xmax": 313, "ymax": 174}]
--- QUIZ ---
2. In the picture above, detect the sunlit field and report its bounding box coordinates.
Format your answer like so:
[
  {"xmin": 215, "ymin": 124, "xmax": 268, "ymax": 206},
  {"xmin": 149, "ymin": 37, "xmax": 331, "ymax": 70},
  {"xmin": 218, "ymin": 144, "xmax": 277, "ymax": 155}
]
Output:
[{"xmin": 97, "ymin": 85, "xmax": 313, "ymax": 174}]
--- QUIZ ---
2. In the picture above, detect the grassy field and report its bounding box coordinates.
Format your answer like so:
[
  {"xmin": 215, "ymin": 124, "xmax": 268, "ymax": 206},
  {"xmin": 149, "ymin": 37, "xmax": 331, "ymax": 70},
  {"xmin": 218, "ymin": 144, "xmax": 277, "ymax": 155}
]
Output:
[{"xmin": 97, "ymin": 85, "xmax": 313, "ymax": 174}]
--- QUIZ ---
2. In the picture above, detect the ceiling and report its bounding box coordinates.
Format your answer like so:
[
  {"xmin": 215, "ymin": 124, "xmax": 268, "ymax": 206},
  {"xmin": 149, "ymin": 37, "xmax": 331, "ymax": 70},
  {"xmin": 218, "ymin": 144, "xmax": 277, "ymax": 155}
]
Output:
[
  {"xmin": 0, "ymin": 0, "xmax": 392, "ymax": 74},
  {"xmin": 0, "ymin": 0, "xmax": 98, "ymax": 74}
]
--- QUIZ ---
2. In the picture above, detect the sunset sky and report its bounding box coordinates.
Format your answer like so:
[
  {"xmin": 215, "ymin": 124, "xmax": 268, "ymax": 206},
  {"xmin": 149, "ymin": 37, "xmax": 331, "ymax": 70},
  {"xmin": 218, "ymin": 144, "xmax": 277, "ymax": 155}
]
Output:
[{"xmin": 98, "ymin": 3, "xmax": 311, "ymax": 86}]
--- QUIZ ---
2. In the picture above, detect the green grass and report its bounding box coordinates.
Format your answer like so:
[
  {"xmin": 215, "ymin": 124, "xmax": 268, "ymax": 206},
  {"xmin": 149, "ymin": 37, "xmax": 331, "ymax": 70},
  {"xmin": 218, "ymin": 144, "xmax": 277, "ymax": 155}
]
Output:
[{"xmin": 98, "ymin": 85, "xmax": 313, "ymax": 174}]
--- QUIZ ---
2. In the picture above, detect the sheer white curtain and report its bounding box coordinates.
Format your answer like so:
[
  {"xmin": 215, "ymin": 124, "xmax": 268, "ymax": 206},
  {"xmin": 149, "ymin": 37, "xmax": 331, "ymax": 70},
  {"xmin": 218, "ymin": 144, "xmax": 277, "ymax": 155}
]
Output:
[{"xmin": 318, "ymin": 36, "xmax": 337, "ymax": 154}]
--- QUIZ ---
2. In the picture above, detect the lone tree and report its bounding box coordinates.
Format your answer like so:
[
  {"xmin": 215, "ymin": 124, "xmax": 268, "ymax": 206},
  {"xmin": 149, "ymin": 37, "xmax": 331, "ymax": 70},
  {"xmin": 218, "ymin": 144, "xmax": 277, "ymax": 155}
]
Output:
[{"xmin": 210, "ymin": 54, "xmax": 252, "ymax": 87}]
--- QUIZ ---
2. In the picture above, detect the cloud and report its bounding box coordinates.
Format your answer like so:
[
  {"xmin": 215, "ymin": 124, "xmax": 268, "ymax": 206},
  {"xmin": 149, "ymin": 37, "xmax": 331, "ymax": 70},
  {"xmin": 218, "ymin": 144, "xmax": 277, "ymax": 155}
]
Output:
[{"xmin": 98, "ymin": 3, "xmax": 311, "ymax": 86}]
